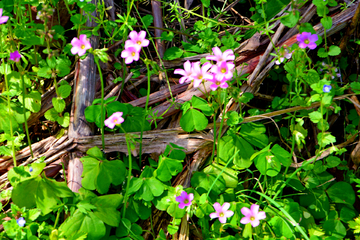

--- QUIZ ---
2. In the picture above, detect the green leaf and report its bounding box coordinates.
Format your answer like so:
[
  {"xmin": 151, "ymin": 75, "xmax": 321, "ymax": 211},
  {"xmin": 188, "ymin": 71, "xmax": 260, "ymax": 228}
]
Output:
[
  {"xmin": 59, "ymin": 210, "xmax": 106, "ymax": 240},
  {"xmin": 191, "ymin": 171, "xmax": 226, "ymax": 195},
  {"xmin": 141, "ymin": 14, "xmax": 153, "ymax": 28},
  {"xmin": 321, "ymin": 16, "xmax": 332, "ymax": 30},
  {"xmin": 167, "ymin": 224, "xmax": 179, "ymax": 235},
  {"xmin": 180, "ymin": 109, "xmax": 208, "ymax": 132},
  {"xmin": 81, "ymin": 152, "xmax": 126, "ymax": 194},
  {"xmin": 58, "ymin": 85, "xmax": 72, "ymax": 99},
  {"xmin": 240, "ymin": 123, "xmax": 269, "ymax": 148},
  {"xmin": 190, "ymin": 95, "xmax": 213, "ymax": 116},
  {"xmin": 327, "ymin": 182, "xmax": 355, "ymax": 205},
  {"xmin": 106, "ymin": 101, "xmax": 128, "ymax": 116},
  {"xmin": 18, "ymin": 91, "xmax": 41, "ymax": 113},
  {"xmin": 204, "ymin": 163, "xmax": 238, "ymax": 188},
  {"xmin": 254, "ymin": 151, "xmax": 281, "ymax": 177},
  {"xmin": 154, "ymin": 155, "xmax": 183, "ymax": 182},
  {"xmin": 309, "ymin": 111, "xmax": 322, "ymax": 123},
  {"xmin": 328, "ymin": 45, "xmax": 341, "ymax": 56},
  {"xmin": 271, "ymin": 144, "xmax": 292, "ymax": 167},
  {"xmin": 317, "ymin": 48, "xmax": 328, "ymax": 58},
  {"xmin": 116, "ymin": 218, "xmax": 131, "ymax": 237},
  {"xmin": 45, "ymin": 108, "xmax": 59, "ymax": 121},
  {"xmin": 133, "ymin": 200, "xmax": 151, "ymax": 220},
  {"xmin": 52, "ymin": 97, "xmax": 66, "ymax": 113},
  {"xmin": 37, "ymin": 66, "xmax": 52, "ymax": 78},
  {"xmin": 12, "ymin": 174, "xmax": 74, "ymax": 215},
  {"xmin": 160, "ymin": 31, "xmax": 175, "ymax": 42},
  {"xmin": 163, "ymin": 47, "xmax": 183, "ymax": 60},
  {"xmin": 280, "ymin": 11, "xmax": 299, "ymax": 28},
  {"xmin": 218, "ymin": 135, "xmax": 253, "ymax": 168},
  {"xmin": 325, "ymin": 156, "xmax": 341, "ymax": 168},
  {"xmin": 91, "ymin": 194, "xmax": 122, "ymax": 227},
  {"xmin": 200, "ymin": 0, "xmax": 210, "ymax": 7},
  {"xmin": 303, "ymin": 69, "xmax": 320, "ymax": 85},
  {"xmin": 121, "ymin": 105, "xmax": 150, "ymax": 133},
  {"xmin": 57, "ymin": 112, "xmax": 70, "ymax": 127},
  {"xmin": 47, "ymin": 56, "xmax": 57, "ymax": 69},
  {"xmin": 8, "ymin": 162, "xmax": 45, "ymax": 187},
  {"xmin": 84, "ymin": 104, "xmax": 104, "ymax": 128}
]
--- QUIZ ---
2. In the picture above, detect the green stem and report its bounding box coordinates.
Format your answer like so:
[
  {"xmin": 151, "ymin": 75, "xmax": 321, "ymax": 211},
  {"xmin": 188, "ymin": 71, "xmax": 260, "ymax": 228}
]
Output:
[
  {"xmin": 216, "ymin": 94, "xmax": 228, "ymax": 164},
  {"xmin": 20, "ymin": 73, "xmax": 34, "ymax": 158},
  {"xmin": 122, "ymin": 131, "xmax": 133, "ymax": 218},
  {"xmin": 94, "ymin": 57, "xmax": 105, "ymax": 150},
  {"xmin": 4, "ymin": 69, "xmax": 16, "ymax": 166}
]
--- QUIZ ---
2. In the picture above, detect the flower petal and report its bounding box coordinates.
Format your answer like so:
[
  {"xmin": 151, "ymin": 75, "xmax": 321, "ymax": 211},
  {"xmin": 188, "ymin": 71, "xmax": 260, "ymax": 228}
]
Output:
[
  {"xmin": 129, "ymin": 31, "xmax": 138, "ymax": 40},
  {"xmin": 241, "ymin": 206, "xmax": 252, "ymax": 217},
  {"xmin": 250, "ymin": 219, "xmax": 260, "ymax": 227},
  {"xmin": 224, "ymin": 210, "xmax": 234, "ymax": 218},
  {"xmin": 210, "ymin": 212, "xmax": 219, "ymax": 219},
  {"xmin": 213, "ymin": 202, "xmax": 222, "ymax": 212},
  {"xmin": 210, "ymin": 84, "xmax": 218, "ymax": 91},
  {"xmin": 174, "ymin": 69, "xmax": 186, "ymax": 76},
  {"xmin": 178, "ymin": 202, "xmax": 185, "ymax": 209},
  {"xmin": 309, "ymin": 34, "xmax": 318, "ymax": 42},
  {"xmin": 240, "ymin": 216, "xmax": 250, "ymax": 225},
  {"xmin": 257, "ymin": 211, "xmax": 266, "ymax": 220},
  {"xmin": 184, "ymin": 60, "xmax": 192, "ymax": 72},
  {"xmin": 219, "ymin": 216, "xmax": 227, "ymax": 224},
  {"xmin": 222, "ymin": 202, "xmax": 231, "ymax": 211},
  {"xmin": 188, "ymin": 193, "xmax": 194, "ymax": 201},
  {"xmin": 138, "ymin": 30, "xmax": 147, "ymax": 40},
  {"xmin": 250, "ymin": 204, "xmax": 260, "ymax": 215},
  {"xmin": 212, "ymin": 47, "xmax": 222, "ymax": 57}
]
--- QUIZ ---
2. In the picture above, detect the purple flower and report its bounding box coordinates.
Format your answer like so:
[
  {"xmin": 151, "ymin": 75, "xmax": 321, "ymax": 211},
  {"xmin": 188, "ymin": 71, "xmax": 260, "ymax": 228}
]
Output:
[
  {"xmin": 211, "ymin": 61, "xmax": 234, "ymax": 81},
  {"xmin": 0, "ymin": 9, "xmax": 9, "ymax": 24},
  {"xmin": 9, "ymin": 51, "xmax": 21, "ymax": 62},
  {"xmin": 240, "ymin": 204, "xmax": 266, "ymax": 227},
  {"xmin": 121, "ymin": 46, "xmax": 140, "ymax": 64},
  {"xmin": 16, "ymin": 217, "xmax": 26, "ymax": 227},
  {"xmin": 323, "ymin": 84, "xmax": 332, "ymax": 93},
  {"xmin": 104, "ymin": 112, "xmax": 124, "ymax": 129},
  {"xmin": 296, "ymin": 32, "xmax": 318, "ymax": 50},
  {"xmin": 209, "ymin": 202, "xmax": 234, "ymax": 223},
  {"xmin": 29, "ymin": 167, "xmax": 33, "ymax": 172},
  {"xmin": 125, "ymin": 30, "xmax": 149, "ymax": 50},
  {"xmin": 71, "ymin": 34, "xmax": 91, "ymax": 57},
  {"xmin": 175, "ymin": 191, "xmax": 194, "ymax": 209},
  {"xmin": 207, "ymin": 74, "xmax": 229, "ymax": 91},
  {"xmin": 206, "ymin": 47, "xmax": 235, "ymax": 63},
  {"xmin": 191, "ymin": 62, "xmax": 213, "ymax": 88},
  {"xmin": 174, "ymin": 60, "xmax": 194, "ymax": 84}
]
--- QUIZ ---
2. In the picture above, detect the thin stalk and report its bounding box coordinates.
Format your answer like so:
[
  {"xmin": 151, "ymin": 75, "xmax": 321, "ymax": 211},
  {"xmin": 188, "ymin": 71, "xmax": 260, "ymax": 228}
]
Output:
[
  {"xmin": 216, "ymin": 94, "xmax": 228, "ymax": 164},
  {"xmin": 122, "ymin": 131, "xmax": 133, "ymax": 218},
  {"xmin": 4, "ymin": 70, "xmax": 16, "ymax": 166},
  {"xmin": 94, "ymin": 58, "xmax": 105, "ymax": 150},
  {"xmin": 20, "ymin": 73, "xmax": 34, "ymax": 158}
]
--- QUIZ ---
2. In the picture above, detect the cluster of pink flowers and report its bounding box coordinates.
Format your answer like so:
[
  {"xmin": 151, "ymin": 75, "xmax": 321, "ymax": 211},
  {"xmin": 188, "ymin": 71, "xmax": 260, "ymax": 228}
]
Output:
[
  {"xmin": 104, "ymin": 112, "xmax": 124, "ymax": 129},
  {"xmin": 121, "ymin": 30, "xmax": 149, "ymax": 64},
  {"xmin": 71, "ymin": 34, "xmax": 91, "ymax": 57},
  {"xmin": 174, "ymin": 47, "xmax": 235, "ymax": 91},
  {"xmin": 175, "ymin": 191, "xmax": 266, "ymax": 227}
]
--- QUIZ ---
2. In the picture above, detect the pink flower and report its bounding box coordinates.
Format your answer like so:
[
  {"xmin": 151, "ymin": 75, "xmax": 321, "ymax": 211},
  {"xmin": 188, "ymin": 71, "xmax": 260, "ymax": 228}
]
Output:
[
  {"xmin": 275, "ymin": 48, "xmax": 292, "ymax": 65},
  {"xmin": 175, "ymin": 191, "xmax": 194, "ymax": 209},
  {"xmin": 296, "ymin": 32, "xmax": 318, "ymax": 50},
  {"xmin": 0, "ymin": 9, "xmax": 9, "ymax": 25},
  {"xmin": 125, "ymin": 30, "xmax": 149, "ymax": 50},
  {"xmin": 104, "ymin": 112, "xmax": 124, "ymax": 129},
  {"xmin": 240, "ymin": 204, "xmax": 266, "ymax": 227},
  {"xmin": 206, "ymin": 47, "xmax": 235, "ymax": 63},
  {"xmin": 191, "ymin": 62, "xmax": 213, "ymax": 88},
  {"xmin": 9, "ymin": 51, "xmax": 21, "ymax": 62},
  {"xmin": 207, "ymin": 74, "xmax": 229, "ymax": 91},
  {"xmin": 210, "ymin": 202, "xmax": 234, "ymax": 224},
  {"xmin": 121, "ymin": 46, "xmax": 141, "ymax": 64},
  {"xmin": 211, "ymin": 61, "xmax": 234, "ymax": 81},
  {"xmin": 174, "ymin": 60, "xmax": 194, "ymax": 84},
  {"xmin": 71, "ymin": 34, "xmax": 91, "ymax": 57}
]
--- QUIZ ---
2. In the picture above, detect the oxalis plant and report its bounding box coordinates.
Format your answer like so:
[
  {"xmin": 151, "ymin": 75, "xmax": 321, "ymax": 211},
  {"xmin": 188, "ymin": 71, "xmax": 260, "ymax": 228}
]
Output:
[{"xmin": 1, "ymin": 0, "xmax": 360, "ymax": 239}]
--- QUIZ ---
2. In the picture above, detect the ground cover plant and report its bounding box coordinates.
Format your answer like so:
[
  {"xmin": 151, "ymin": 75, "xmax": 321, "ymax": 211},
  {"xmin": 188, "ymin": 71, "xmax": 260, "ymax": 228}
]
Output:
[{"xmin": 1, "ymin": 0, "xmax": 360, "ymax": 239}]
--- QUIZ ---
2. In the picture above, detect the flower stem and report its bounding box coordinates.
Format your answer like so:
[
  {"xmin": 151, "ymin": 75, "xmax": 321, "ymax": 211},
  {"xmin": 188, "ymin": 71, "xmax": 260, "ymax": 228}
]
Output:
[
  {"xmin": 20, "ymin": 73, "xmax": 34, "ymax": 158},
  {"xmin": 94, "ymin": 57, "xmax": 105, "ymax": 150},
  {"xmin": 122, "ymin": 130, "xmax": 132, "ymax": 218}
]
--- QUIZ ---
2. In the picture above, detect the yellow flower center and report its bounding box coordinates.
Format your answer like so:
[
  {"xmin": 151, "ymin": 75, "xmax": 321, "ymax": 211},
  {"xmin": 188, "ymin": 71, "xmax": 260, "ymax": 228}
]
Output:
[
  {"xmin": 81, "ymin": 44, "xmax": 85, "ymax": 49},
  {"xmin": 304, "ymin": 39, "xmax": 310, "ymax": 44},
  {"xmin": 184, "ymin": 199, "xmax": 189, "ymax": 204},
  {"xmin": 219, "ymin": 212, "xmax": 224, "ymax": 217},
  {"xmin": 198, "ymin": 75, "xmax": 203, "ymax": 79},
  {"xmin": 221, "ymin": 68, "xmax": 226, "ymax": 73},
  {"xmin": 250, "ymin": 216, "xmax": 255, "ymax": 221},
  {"xmin": 137, "ymin": 41, "xmax": 142, "ymax": 45},
  {"xmin": 113, "ymin": 119, "xmax": 118, "ymax": 123},
  {"xmin": 132, "ymin": 52, "xmax": 136, "ymax": 56}
]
